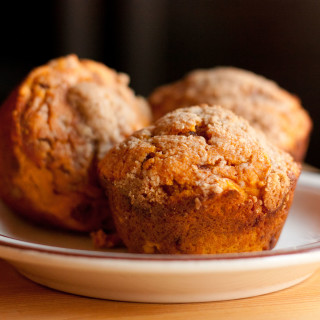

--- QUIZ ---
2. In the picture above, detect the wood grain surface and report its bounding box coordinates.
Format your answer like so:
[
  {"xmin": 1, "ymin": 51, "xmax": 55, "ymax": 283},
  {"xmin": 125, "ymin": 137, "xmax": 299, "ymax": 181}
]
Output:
[{"xmin": 1, "ymin": 259, "xmax": 320, "ymax": 320}]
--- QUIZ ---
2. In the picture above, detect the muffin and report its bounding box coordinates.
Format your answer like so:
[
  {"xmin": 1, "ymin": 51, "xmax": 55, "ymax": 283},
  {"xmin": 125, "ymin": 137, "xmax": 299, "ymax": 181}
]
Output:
[
  {"xmin": 99, "ymin": 105, "xmax": 301, "ymax": 254},
  {"xmin": 0, "ymin": 54, "xmax": 151, "ymax": 233},
  {"xmin": 149, "ymin": 67, "xmax": 312, "ymax": 161}
]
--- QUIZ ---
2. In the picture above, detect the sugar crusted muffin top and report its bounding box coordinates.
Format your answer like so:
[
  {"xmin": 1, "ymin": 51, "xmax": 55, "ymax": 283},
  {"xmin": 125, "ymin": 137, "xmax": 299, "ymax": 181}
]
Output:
[
  {"xmin": 99, "ymin": 105, "xmax": 300, "ymax": 214},
  {"xmin": 149, "ymin": 67, "xmax": 312, "ymax": 161},
  {"xmin": 19, "ymin": 54, "xmax": 151, "ymax": 163}
]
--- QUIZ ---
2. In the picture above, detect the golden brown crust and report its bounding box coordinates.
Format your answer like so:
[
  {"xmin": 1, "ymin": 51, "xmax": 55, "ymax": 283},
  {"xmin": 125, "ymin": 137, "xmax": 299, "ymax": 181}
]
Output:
[
  {"xmin": 99, "ymin": 105, "xmax": 301, "ymax": 254},
  {"xmin": 0, "ymin": 54, "xmax": 151, "ymax": 232},
  {"xmin": 149, "ymin": 67, "xmax": 312, "ymax": 162}
]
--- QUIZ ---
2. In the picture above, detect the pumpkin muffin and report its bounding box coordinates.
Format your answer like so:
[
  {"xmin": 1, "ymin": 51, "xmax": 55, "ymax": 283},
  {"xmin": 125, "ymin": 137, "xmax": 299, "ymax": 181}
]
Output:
[
  {"xmin": 0, "ymin": 54, "xmax": 151, "ymax": 233},
  {"xmin": 149, "ymin": 67, "xmax": 312, "ymax": 161},
  {"xmin": 99, "ymin": 105, "xmax": 301, "ymax": 254}
]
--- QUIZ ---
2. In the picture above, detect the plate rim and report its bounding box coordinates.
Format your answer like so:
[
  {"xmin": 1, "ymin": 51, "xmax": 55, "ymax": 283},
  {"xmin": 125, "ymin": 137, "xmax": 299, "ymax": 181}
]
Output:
[{"xmin": 0, "ymin": 171, "xmax": 320, "ymax": 264}]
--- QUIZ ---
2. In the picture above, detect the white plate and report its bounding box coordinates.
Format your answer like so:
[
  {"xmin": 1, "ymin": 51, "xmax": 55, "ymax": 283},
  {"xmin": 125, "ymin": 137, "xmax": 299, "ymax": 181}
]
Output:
[{"xmin": 1, "ymin": 171, "xmax": 320, "ymax": 303}]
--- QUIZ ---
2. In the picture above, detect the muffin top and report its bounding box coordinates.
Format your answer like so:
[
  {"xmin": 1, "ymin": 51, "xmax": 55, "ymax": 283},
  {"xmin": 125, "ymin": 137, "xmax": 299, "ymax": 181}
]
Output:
[
  {"xmin": 149, "ymin": 67, "xmax": 312, "ymax": 160},
  {"xmin": 99, "ymin": 105, "xmax": 300, "ymax": 214},
  {"xmin": 18, "ymin": 54, "xmax": 151, "ymax": 163}
]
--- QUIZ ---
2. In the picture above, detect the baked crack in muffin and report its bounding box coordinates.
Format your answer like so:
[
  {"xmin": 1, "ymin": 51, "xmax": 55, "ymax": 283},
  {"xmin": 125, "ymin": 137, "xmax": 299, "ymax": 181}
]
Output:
[
  {"xmin": 99, "ymin": 105, "xmax": 301, "ymax": 254},
  {"xmin": 149, "ymin": 67, "xmax": 312, "ymax": 161},
  {"xmin": 0, "ymin": 55, "xmax": 151, "ymax": 234}
]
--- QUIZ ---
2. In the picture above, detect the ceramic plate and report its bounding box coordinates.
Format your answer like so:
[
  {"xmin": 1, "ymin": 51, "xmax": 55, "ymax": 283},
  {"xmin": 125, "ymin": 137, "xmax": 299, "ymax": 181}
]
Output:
[{"xmin": 1, "ymin": 171, "xmax": 320, "ymax": 303}]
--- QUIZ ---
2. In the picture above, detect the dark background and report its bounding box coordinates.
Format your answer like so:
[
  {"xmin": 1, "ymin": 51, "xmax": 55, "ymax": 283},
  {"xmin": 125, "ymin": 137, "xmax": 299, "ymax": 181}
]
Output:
[{"xmin": 0, "ymin": 0, "xmax": 319, "ymax": 166}]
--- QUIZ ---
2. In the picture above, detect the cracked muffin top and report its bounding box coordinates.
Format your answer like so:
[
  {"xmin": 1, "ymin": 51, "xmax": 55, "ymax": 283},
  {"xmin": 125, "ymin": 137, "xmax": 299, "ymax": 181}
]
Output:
[
  {"xmin": 149, "ymin": 67, "xmax": 312, "ymax": 161},
  {"xmin": 99, "ymin": 105, "xmax": 300, "ymax": 215},
  {"xmin": 19, "ymin": 54, "xmax": 151, "ymax": 163},
  {"xmin": 0, "ymin": 54, "xmax": 151, "ymax": 232}
]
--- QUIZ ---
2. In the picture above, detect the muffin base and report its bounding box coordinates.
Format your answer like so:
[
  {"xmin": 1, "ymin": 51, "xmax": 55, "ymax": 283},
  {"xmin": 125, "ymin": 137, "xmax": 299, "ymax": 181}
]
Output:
[{"xmin": 107, "ymin": 183, "xmax": 296, "ymax": 254}]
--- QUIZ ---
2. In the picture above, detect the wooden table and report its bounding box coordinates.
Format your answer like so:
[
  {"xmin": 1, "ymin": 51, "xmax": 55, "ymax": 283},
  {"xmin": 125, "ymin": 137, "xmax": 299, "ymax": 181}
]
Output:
[{"xmin": 1, "ymin": 259, "xmax": 320, "ymax": 319}]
